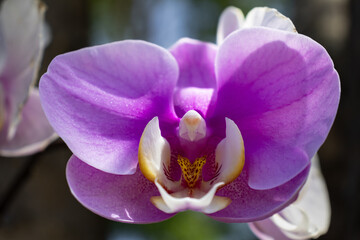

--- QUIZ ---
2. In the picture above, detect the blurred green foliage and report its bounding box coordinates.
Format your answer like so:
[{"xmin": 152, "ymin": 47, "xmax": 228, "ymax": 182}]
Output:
[{"xmin": 109, "ymin": 211, "xmax": 255, "ymax": 240}]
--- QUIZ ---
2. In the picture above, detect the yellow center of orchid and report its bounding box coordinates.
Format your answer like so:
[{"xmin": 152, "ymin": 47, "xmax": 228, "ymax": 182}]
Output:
[
  {"xmin": 138, "ymin": 111, "xmax": 245, "ymax": 214},
  {"xmin": 177, "ymin": 155, "xmax": 206, "ymax": 188}
]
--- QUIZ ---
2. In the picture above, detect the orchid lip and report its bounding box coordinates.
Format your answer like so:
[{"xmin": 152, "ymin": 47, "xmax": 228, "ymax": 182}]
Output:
[
  {"xmin": 151, "ymin": 180, "xmax": 231, "ymax": 214},
  {"xmin": 138, "ymin": 110, "xmax": 245, "ymax": 214}
]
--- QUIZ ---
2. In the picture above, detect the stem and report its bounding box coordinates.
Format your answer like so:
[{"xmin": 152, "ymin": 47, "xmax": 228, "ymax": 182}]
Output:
[
  {"xmin": 0, "ymin": 140, "xmax": 65, "ymax": 225},
  {"xmin": 0, "ymin": 154, "xmax": 38, "ymax": 224}
]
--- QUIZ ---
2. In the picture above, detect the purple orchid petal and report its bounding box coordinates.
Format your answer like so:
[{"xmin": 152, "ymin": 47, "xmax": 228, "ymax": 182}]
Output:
[
  {"xmin": 248, "ymin": 155, "xmax": 331, "ymax": 239},
  {"xmin": 170, "ymin": 38, "xmax": 217, "ymax": 117},
  {"xmin": 0, "ymin": 89, "xmax": 57, "ymax": 156},
  {"xmin": 172, "ymin": 87, "xmax": 214, "ymax": 118},
  {"xmin": 39, "ymin": 40, "xmax": 179, "ymax": 175},
  {"xmin": 214, "ymin": 27, "xmax": 340, "ymax": 190},
  {"xmin": 0, "ymin": 0, "xmax": 46, "ymax": 139},
  {"xmin": 209, "ymin": 163, "xmax": 310, "ymax": 222},
  {"xmin": 249, "ymin": 219, "xmax": 290, "ymax": 240},
  {"xmin": 66, "ymin": 155, "xmax": 174, "ymax": 223}
]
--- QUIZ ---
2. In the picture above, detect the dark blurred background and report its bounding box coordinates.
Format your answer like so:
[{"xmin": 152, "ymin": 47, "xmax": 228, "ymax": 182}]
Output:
[{"xmin": 0, "ymin": 0, "xmax": 358, "ymax": 239}]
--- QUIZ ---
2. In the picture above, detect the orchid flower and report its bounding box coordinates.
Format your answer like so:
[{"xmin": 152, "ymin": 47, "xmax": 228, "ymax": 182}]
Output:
[
  {"xmin": 0, "ymin": 0, "xmax": 57, "ymax": 157},
  {"xmin": 39, "ymin": 5, "xmax": 340, "ymax": 224},
  {"xmin": 217, "ymin": 7, "xmax": 332, "ymax": 239}
]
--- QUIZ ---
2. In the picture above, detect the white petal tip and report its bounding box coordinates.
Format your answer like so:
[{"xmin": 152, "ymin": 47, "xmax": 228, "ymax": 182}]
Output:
[
  {"xmin": 217, "ymin": 6, "xmax": 245, "ymax": 44},
  {"xmin": 245, "ymin": 7, "xmax": 297, "ymax": 33}
]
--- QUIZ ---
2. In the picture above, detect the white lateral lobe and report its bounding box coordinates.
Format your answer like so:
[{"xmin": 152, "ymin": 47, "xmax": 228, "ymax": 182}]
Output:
[
  {"xmin": 138, "ymin": 117, "xmax": 171, "ymax": 183},
  {"xmin": 214, "ymin": 118, "xmax": 245, "ymax": 185}
]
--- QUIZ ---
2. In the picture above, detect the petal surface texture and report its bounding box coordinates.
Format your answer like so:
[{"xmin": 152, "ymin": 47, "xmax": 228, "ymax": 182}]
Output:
[
  {"xmin": 40, "ymin": 40, "xmax": 179, "ymax": 174},
  {"xmin": 66, "ymin": 155, "xmax": 174, "ymax": 223},
  {"xmin": 170, "ymin": 38, "xmax": 217, "ymax": 117},
  {"xmin": 0, "ymin": 89, "xmax": 57, "ymax": 156},
  {"xmin": 214, "ymin": 27, "xmax": 340, "ymax": 190},
  {"xmin": 209, "ymin": 162, "xmax": 310, "ymax": 222},
  {"xmin": 0, "ymin": 0, "xmax": 45, "ymax": 139}
]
